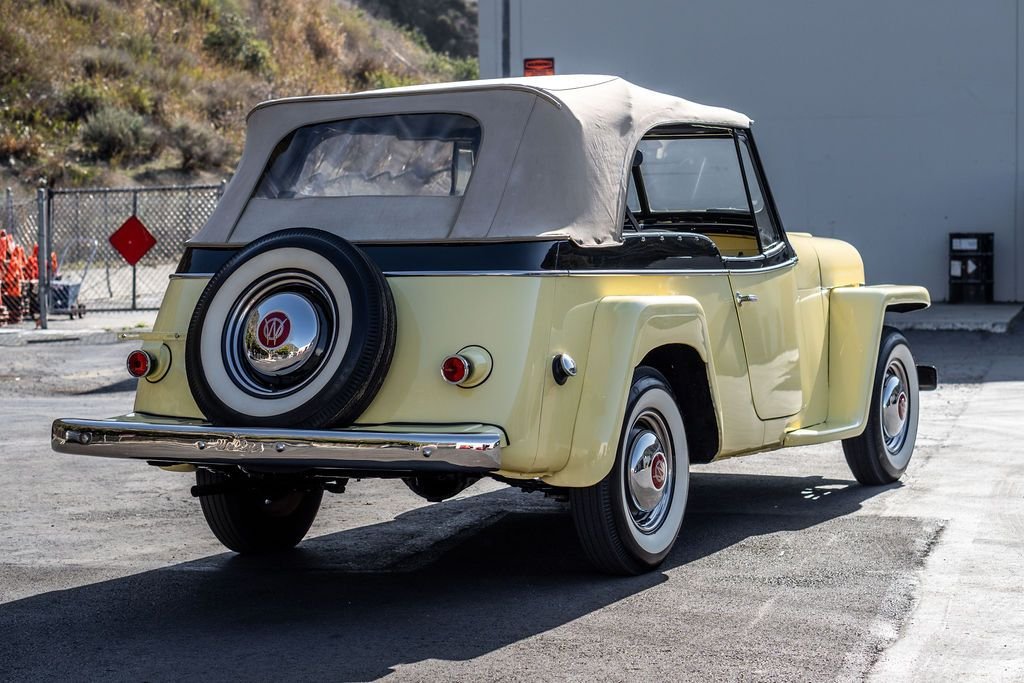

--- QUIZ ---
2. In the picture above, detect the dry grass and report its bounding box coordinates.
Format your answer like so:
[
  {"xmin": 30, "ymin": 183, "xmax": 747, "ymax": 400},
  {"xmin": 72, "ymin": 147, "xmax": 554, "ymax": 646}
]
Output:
[{"xmin": 0, "ymin": 0, "xmax": 478, "ymax": 192}]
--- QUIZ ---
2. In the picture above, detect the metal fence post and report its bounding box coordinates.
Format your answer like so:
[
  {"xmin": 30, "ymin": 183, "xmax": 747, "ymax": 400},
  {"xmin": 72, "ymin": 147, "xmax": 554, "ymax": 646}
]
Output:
[
  {"xmin": 4, "ymin": 188, "xmax": 13, "ymax": 238},
  {"xmin": 36, "ymin": 188, "xmax": 48, "ymax": 329},
  {"xmin": 131, "ymin": 189, "xmax": 138, "ymax": 310}
]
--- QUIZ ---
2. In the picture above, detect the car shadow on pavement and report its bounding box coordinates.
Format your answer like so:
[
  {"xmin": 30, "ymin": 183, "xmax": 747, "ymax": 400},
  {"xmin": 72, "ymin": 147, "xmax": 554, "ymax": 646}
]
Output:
[{"xmin": 0, "ymin": 471, "xmax": 894, "ymax": 680}]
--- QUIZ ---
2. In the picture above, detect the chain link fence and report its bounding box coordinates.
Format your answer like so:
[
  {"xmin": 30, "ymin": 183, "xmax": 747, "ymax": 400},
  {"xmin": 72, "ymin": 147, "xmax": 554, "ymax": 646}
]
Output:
[
  {"xmin": 1, "ymin": 189, "xmax": 44, "ymax": 323},
  {"xmin": 47, "ymin": 184, "xmax": 223, "ymax": 314},
  {"xmin": 1, "ymin": 184, "xmax": 224, "ymax": 327},
  {"xmin": 3, "ymin": 189, "xmax": 39, "ymax": 248}
]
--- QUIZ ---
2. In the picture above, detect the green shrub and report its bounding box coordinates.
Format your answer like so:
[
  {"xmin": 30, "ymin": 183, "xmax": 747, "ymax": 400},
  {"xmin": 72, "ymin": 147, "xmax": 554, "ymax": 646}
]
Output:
[
  {"xmin": 119, "ymin": 32, "xmax": 155, "ymax": 61},
  {"xmin": 59, "ymin": 82, "xmax": 103, "ymax": 121},
  {"xmin": 170, "ymin": 119, "xmax": 228, "ymax": 170},
  {"xmin": 363, "ymin": 69, "xmax": 417, "ymax": 90},
  {"xmin": 80, "ymin": 107, "xmax": 161, "ymax": 162},
  {"xmin": 174, "ymin": 0, "xmax": 222, "ymax": 21},
  {"xmin": 203, "ymin": 13, "xmax": 275, "ymax": 75},
  {"xmin": 78, "ymin": 47, "xmax": 135, "ymax": 79},
  {"xmin": 427, "ymin": 53, "xmax": 479, "ymax": 82},
  {"xmin": 62, "ymin": 0, "xmax": 117, "ymax": 24},
  {"xmin": 122, "ymin": 84, "xmax": 158, "ymax": 116}
]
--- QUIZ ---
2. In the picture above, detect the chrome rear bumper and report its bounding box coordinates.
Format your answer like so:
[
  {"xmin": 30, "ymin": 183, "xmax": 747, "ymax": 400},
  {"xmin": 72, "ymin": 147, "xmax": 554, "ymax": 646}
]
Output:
[{"xmin": 51, "ymin": 416, "xmax": 502, "ymax": 473}]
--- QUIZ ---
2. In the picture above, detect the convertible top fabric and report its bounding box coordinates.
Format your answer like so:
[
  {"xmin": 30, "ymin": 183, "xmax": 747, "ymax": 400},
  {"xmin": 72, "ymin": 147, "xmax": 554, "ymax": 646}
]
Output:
[{"xmin": 191, "ymin": 75, "xmax": 750, "ymax": 247}]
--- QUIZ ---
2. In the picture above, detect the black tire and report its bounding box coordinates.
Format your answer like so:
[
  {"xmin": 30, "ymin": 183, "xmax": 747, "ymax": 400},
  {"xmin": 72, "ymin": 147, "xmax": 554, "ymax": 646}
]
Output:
[
  {"xmin": 186, "ymin": 228, "xmax": 396, "ymax": 428},
  {"xmin": 196, "ymin": 469, "xmax": 323, "ymax": 553},
  {"xmin": 570, "ymin": 367, "xmax": 690, "ymax": 575},
  {"xmin": 842, "ymin": 326, "xmax": 920, "ymax": 485},
  {"xmin": 402, "ymin": 474, "xmax": 480, "ymax": 502}
]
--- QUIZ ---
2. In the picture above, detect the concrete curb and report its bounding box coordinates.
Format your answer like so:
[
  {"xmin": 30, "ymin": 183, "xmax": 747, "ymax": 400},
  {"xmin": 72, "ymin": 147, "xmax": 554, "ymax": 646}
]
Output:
[
  {"xmin": 0, "ymin": 312, "xmax": 157, "ymax": 346},
  {"xmin": 0, "ymin": 328, "xmax": 137, "ymax": 346}
]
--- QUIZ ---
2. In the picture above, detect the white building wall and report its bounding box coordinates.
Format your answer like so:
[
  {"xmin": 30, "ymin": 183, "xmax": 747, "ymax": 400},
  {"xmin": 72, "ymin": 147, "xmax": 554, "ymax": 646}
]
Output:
[{"xmin": 480, "ymin": 0, "xmax": 1024, "ymax": 301}]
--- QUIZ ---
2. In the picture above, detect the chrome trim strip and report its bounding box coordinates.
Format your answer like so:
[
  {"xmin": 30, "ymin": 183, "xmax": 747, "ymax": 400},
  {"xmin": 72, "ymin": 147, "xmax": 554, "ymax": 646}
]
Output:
[
  {"xmin": 566, "ymin": 256, "xmax": 798, "ymax": 276},
  {"xmin": 169, "ymin": 273, "xmax": 214, "ymax": 280},
  {"xmin": 52, "ymin": 418, "xmax": 502, "ymax": 472},
  {"xmin": 725, "ymin": 256, "xmax": 798, "ymax": 274},
  {"xmin": 719, "ymin": 239, "xmax": 789, "ymax": 263},
  {"xmin": 384, "ymin": 270, "xmax": 568, "ymax": 277}
]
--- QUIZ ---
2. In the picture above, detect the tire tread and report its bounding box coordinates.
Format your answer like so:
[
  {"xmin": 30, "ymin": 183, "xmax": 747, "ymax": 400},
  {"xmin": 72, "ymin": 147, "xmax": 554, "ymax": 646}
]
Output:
[{"xmin": 196, "ymin": 469, "xmax": 322, "ymax": 553}]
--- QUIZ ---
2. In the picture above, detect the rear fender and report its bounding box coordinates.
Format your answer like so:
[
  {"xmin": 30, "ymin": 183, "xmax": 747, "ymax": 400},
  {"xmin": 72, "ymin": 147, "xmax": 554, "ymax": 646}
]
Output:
[{"xmin": 543, "ymin": 296, "xmax": 721, "ymax": 487}]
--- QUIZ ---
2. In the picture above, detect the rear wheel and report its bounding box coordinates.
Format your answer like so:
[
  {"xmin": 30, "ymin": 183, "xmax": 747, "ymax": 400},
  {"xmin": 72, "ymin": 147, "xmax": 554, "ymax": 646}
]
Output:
[
  {"xmin": 196, "ymin": 469, "xmax": 323, "ymax": 553},
  {"xmin": 570, "ymin": 367, "xmax": 690, "ymax": 575},
  {"xmin": 842, "ymin": 326, "xmax": 920, "ymax": 485}
]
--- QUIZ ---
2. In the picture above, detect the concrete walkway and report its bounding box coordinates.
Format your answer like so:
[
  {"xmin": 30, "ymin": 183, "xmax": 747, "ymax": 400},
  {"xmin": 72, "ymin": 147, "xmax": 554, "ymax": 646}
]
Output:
[{"xmin": 869, "ymin": 355, "xmax": 1024, "ymax": 681}]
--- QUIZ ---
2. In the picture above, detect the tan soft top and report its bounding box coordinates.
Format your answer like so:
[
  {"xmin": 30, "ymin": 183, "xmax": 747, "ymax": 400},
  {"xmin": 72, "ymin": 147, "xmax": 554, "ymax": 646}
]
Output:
[{"xmin": 191, "ymin": 75, "xmax": 750, "ymax": 247}]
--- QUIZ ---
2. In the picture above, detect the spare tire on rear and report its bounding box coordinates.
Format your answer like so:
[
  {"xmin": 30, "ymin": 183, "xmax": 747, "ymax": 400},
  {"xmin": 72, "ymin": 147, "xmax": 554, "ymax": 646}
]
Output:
[{"xmin": 186, "ymin": 228, "xmax": 396, "ymax": 428}]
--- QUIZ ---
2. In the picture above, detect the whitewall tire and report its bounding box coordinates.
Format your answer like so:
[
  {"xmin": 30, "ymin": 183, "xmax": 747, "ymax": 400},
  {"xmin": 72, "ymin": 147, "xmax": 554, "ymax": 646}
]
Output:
[
  {"xmin": 186, "ymin": 229, "xmax": 396, "ymax": 428},
  {"xmin": 570, "ymin": 367, "xmax": 690, "ymax": 575}
]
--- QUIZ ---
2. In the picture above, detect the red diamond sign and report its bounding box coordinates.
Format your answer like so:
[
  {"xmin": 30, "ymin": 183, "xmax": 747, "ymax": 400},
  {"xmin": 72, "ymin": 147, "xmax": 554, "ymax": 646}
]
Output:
[{"xmin": 109, "ymin": 215, "xmax": 156, "ymax": 266}]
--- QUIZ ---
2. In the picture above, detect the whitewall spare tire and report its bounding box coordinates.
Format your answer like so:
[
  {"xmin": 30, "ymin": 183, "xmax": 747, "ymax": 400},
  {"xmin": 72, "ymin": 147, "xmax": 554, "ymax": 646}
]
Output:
[{"xmin": 186, "ymin": 228, "xmax": 396, "ymax": 428}]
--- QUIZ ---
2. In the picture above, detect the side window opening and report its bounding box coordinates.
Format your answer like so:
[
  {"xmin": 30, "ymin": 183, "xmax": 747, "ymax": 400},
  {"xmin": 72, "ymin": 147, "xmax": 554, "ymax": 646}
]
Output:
[{"xmin": 624, "ymin": 128, "xmax": 763, "ymax": 258}]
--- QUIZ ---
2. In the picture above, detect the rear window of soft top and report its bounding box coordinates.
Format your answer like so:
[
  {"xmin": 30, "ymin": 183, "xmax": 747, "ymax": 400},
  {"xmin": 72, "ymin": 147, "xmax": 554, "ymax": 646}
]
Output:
[{"xmin": 254, "ymin": 113, "xmax": 482, "ymax": 199}]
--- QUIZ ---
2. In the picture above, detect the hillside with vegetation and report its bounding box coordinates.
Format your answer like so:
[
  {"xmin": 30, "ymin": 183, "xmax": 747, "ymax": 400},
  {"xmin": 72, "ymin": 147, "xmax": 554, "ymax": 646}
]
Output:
[{"xmin": 0, "ymin": 0, "xmax": 478, "ymax": 194}]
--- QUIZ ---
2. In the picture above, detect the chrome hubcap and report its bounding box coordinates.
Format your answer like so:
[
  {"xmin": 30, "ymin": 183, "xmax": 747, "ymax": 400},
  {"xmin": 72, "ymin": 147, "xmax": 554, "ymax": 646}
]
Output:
[
  {"xmin": 223, "ymin": 272, "xmax": 336, "ymax": 397},
  {"xmin": 880, "ymin": 359, "xmax": 911, "ymax": 454},
  {"xmin": 625, "ymin": 410, "xmax": 673, "ymax": 534},
  {"xmin": 244, "ymin": 292, "xmax": 321, "ymax": 376}
]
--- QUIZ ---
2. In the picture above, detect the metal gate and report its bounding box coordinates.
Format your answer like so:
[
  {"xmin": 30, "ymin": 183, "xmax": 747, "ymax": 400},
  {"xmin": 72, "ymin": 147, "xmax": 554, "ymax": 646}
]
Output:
[{"xmin": 36, "ymin": 184, "xmax": 224, "ymax": 324}]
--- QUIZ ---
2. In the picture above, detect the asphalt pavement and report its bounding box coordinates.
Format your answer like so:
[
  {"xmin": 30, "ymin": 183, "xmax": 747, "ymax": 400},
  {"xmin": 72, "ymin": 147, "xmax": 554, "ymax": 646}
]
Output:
[{"xmin": 0, "ymin": 321, "xmax": 1021, "ymax": 681}]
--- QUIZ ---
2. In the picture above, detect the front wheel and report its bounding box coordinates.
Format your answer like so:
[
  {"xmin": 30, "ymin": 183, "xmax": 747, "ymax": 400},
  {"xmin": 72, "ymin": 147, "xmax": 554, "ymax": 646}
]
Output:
[
  {"xmin": 196, "ymin": 469, "xmax": 323, "ymax": 553},
  {"xmin": 842, "ymin": 326, "xmax": 920, "ymax": 485},
  {"xmin": 570, "ymin": 367, "xmax": 690, "ymax": 575}
]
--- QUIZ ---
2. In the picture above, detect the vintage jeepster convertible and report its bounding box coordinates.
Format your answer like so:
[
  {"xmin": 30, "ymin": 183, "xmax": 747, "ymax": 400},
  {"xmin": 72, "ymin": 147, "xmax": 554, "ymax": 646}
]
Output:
[{"xmin": 52, "ymin": 76, "xmax": 936, "ymax": 574}]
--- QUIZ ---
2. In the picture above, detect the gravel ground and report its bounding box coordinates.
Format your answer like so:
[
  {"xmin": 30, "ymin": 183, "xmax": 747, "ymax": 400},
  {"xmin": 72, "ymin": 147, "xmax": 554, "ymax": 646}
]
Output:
[{"xmin": 0, "ymin": 324, "xmax": 1021, "ymax": 681}]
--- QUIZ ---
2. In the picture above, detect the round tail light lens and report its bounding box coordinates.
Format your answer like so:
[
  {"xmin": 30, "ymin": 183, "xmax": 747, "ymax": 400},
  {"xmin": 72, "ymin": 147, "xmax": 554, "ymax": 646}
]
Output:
[
  {"xmin": 127, "ymin": 350, "xmax": 153, "ymax": 378},
  {"xmin": 441, "ymin": 354, "xmax": 470, "ymax": 384}
]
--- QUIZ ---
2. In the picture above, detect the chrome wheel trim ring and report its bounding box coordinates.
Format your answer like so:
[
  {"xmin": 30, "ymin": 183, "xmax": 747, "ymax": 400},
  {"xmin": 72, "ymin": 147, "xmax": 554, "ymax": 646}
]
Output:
[
  {"xmin": 223, "ymin": 272, "xmax": 337, "ymax": 397},
  {"xmin": 624, "ymin": 412, "xmax": 674, "ymax": 533},
  {"xmin": 880, "ymin": 356, "xmax": 913, "ymax": 468}
]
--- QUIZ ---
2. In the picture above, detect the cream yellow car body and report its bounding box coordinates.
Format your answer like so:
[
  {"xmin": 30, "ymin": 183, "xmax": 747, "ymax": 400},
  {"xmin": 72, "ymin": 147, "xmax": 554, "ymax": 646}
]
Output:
[{"xmin": 131, "ymin": 232, "xmax": 928, "ymax": 487}]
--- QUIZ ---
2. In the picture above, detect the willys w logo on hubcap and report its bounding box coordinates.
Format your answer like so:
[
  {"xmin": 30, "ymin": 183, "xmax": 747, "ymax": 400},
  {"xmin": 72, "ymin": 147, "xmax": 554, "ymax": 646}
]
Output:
[
  {"xmin": 258, "ymin": 311, "xmax": 291, "ymax": 349},
  {"xmin": 651, "ymin": 452, "xmax": 668, "ymax": 490}
]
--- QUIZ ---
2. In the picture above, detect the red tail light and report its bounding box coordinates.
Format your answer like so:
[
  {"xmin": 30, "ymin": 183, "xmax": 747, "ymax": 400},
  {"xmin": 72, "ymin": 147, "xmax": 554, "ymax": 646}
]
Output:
[
  {"xmin": 441, "ymin": 354, "xmax": 470, "ymax": 384},
  {"xmin": 127, "ymin": 350, "xmax": 153, "ymax": 378}
]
